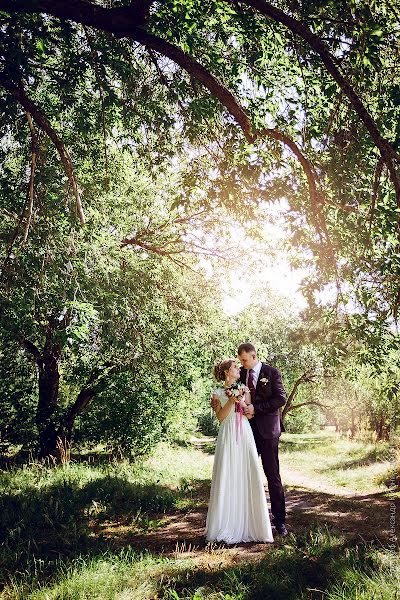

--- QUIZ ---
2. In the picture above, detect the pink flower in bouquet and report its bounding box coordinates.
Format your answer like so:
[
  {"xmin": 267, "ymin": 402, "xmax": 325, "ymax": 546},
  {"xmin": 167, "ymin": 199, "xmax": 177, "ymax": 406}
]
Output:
[
  {"xmin": 225, "ymin": 381, "xmax": 246, "ymax": 401},
  {"xmin": 224, "ymin": 381, "xmax": 247, "ymax": 442}
]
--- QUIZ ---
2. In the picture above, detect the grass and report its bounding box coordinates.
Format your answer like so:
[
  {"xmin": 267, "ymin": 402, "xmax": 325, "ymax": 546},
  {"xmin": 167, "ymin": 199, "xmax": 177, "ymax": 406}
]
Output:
[
  {"xmin": 3, "ymin": 548, "xmax": 168, "ymax": 599},
  {"xmin": 0, "ymin": 443, "xmax": 213, "ymax": 592},
  {"xmin": 2, "ymin": 529, "xmax": 399, "ymax": 599},
  {"xmin": 280, "ymin": 429, "xmax": 393, "ymax": 494},
  {"xmin": 0, "ymin": 433, "xmax": 398, "ymax": 599},
  {"xmin": 160, "ymin": 529, "xmax": 400, "ymax": 600}
]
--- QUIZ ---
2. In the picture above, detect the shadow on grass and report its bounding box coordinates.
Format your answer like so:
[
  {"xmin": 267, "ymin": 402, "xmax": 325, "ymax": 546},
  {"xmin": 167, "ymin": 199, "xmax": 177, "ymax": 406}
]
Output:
[
  {"xmin": 0, "ymin": 474, "xmax": 176, "ymax": 587},
  {"xmin": 5, "ymin": 524, "xmax": 397, "ymax": 600},
  {"xmin": 279, "ymin": 435, "xmax": 328, "ymax": 453},
  {"xmin": 322, "ymin": 444, "xmax": 391, "ymax": 471},
  {"xmin": 102, "ymin": 483, "xmax": 394, "ymax": 559},
  {"xmin": 0, "ymin": 430, "xmax": 395, "ymax": 595},
  {"xmin": 1, "ymin": 469, "xmax": 397, "ymax": 598},
  {"xmin": 285, "ymin": 486, "xmax": 393, "ymax": 542},
  {"xmin": 160, "ymin": 529, "xmax": 381, "ymax": 600},
  {"xmin": 82, "ymin": 477, "xmax": 176, "ymax": 514}
]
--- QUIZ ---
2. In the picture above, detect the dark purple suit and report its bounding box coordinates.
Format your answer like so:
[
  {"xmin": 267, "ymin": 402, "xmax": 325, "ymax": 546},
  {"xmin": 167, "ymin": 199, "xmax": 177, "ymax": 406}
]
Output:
[{"xmin": 240, "ymin": 362, "xmax": 286, "ymax": 526}]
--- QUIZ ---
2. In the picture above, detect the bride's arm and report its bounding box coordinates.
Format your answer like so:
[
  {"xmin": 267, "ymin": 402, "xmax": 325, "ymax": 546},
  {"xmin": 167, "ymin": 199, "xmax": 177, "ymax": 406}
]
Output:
[{"xmin": 215, "ymin": 395, "xmax": 236, "ymax": 422}]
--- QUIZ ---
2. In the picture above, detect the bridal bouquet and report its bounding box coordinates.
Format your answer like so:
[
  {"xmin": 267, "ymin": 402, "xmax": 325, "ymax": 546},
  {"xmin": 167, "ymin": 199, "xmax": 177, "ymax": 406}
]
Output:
[
  {"xmin": 225, "ymin": 381, "xmax": 247, "ymax": 441},
  {"xmin": 225, "ymin": 381, "xmax": 247, "ymax": 404}
]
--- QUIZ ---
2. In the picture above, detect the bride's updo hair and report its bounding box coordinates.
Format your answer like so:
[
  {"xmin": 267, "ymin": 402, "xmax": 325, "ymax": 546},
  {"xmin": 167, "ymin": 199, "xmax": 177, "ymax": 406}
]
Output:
[{"xmin": 213, "ymin": 358, "xmax": 236, "ymax": 381}]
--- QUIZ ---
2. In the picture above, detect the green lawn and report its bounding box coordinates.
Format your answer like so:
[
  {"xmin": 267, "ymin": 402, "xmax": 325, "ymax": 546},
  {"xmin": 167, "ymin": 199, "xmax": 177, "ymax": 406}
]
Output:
[
  {"xmin": 0, "ymin": 433, "xmax": 398, "ymax": 599},
  {"xmin": 3, "ymin": 528, "xmax": 399, "ymax": 600},
  {"xmin": 280, "ymin": 429, "xmax": 393, "ymax": 494}
]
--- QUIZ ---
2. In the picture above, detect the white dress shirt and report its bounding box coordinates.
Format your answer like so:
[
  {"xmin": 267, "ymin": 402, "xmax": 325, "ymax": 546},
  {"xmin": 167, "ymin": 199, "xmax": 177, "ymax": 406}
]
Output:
[{"xmin": 246, "ymin": 360, "xmax": 262, "ymax": 387}]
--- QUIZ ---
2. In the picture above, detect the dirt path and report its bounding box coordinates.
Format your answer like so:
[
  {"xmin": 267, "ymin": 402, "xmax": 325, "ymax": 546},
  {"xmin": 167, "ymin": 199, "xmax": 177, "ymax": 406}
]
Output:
[{"xmin": 93, "ymin": 448, "xmax": 395, "ymax": 565}]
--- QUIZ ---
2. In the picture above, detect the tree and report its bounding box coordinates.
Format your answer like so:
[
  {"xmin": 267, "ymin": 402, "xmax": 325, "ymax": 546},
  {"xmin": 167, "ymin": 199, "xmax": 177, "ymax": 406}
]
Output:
[
  {"xmin": 1, "ymin": 1, "xmax": 399, "ymax": 345},
  {"xmin": 1, "ymin": 0, "xmax": 399, "ymax": 452},
  {"xmin": 0, "ymin": 148, "xmax": 233, "ymax": 458}
]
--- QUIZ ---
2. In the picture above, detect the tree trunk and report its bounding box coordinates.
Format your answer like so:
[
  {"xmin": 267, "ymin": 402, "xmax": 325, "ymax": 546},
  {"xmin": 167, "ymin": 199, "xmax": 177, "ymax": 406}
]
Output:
[
  {"xmin": 23, "ymin": 330, "xmax": 113, "ymax": 460},
  {"xmin": 350, "ymin": 407, "xmax": 356, "ymax": 438},
  {"xmin": 36, "ymin": 337, "xmax": 61, "ymax": 458},
  {"xmin": 375, "ymin": 415, "xmax": 384, "ymax": 441},
  {"xmin": 57, "ymin": 387, "xmax": 97, "ymax": 449},
  {"xmin": 56, "ymin": 366, "xmax": 117, "ymax": 456},
  {"xmin": 282, "ymin": 371, "xmax": 316, "ymax": 420}
]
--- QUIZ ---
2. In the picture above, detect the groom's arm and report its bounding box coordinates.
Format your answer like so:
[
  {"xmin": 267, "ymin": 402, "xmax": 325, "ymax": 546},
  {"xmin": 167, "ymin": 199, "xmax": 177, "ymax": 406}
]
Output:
[{"xmin": 253, "ymin": 367, "xmax": 286, "ymax": 415}]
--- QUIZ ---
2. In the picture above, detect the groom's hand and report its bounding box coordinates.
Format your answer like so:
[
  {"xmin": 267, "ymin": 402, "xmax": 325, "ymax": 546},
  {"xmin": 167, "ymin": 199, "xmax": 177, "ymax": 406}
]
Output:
[{"xmin": 244, "ymin": 404, "xmax": 255, "ymax": 417}]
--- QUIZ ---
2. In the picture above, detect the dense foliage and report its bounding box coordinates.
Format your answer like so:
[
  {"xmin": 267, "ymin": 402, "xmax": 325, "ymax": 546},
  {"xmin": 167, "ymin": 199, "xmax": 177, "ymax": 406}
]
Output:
[{"xmin": 0, "ymin": 0, "xmax": 399, "ymax": 455}]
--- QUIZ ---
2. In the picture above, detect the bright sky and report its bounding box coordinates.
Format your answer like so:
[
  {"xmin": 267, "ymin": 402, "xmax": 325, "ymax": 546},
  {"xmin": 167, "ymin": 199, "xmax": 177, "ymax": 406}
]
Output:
[
  {"xmin": 221, "ymin": 260, "xmax": 307, "ymax": 315},
  {"xmin": 201, "ymin": 199, "xmax": 310, "ymax": 315},
  {"xmin": 220, "ymin": 233, "xmax": 308, "ymax": 316}
]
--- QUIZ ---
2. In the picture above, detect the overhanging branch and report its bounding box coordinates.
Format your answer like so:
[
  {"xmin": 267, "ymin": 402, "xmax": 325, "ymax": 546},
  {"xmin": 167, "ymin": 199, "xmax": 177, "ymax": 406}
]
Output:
[
  {"xmin": 130, "ymin": 27, "xmax": 254, "ymax": 143},
  {"xmin": 2, "ymin": 0, "xmax": 393, "ymax": 232},
  {"xmin": 0, "ymin": 74, "xmax": 85, "ymax": 225},
  {"xmin": 0, "ymin": 0, "xmax": 326, "ymax": 215},
  {"xmin": 230, "ymin": 0, "xmax": 400, "ymax": 204},
  {"xmin": 0, "ymin": 0, "xmax": 153, "ymax": 31}
]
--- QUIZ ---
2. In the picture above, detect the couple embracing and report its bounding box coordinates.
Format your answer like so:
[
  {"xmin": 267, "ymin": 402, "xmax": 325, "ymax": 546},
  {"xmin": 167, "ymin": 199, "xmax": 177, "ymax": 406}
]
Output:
[{"xmin": 205, "ymin": 343, "xmax": 288, "ymax": 544}]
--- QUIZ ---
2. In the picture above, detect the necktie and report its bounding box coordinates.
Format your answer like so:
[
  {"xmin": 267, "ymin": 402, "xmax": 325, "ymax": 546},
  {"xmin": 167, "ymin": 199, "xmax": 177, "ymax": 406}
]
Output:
[{"xmin": 248, "ymin": 368, "xmax": 256, "ymax": 403}]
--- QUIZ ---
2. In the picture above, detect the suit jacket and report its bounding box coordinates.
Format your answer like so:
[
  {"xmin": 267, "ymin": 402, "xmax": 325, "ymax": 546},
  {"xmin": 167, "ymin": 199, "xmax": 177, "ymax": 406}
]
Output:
[{"xmin": 240, "ymin": 362, "xmax": 286, "ymax": 439}]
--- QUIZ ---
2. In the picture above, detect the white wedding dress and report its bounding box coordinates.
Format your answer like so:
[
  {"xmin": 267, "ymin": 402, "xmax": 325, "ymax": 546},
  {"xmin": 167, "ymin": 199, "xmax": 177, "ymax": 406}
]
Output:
[{"xmin": 205, "ymin": 387, "xmax": 274, "ymax": 544}]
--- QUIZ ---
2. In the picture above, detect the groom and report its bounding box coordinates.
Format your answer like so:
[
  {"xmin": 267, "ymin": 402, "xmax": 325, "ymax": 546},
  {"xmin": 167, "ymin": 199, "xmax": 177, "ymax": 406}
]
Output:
[{"xmin": 238, "ymin": 342, "xmax": 288, "ymax": 536}]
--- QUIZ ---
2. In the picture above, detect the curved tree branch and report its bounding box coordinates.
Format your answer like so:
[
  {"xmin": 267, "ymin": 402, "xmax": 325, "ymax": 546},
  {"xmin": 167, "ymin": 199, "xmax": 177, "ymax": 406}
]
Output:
[
  {"xmin": 0, "ymin": 112, "xmax": 39, "ymax": 283},
  {"xmin": 126, "ymin": 30, "xmax": 339, "ymax": 256},
  {"xmin": 259, "ymin": 127, "xmax": 328, "ymax": 238},
  {"xmin": 22, "ymin": 111, "xmax": 38, "ymax": 244},
  {"xmin": 229, "ymin": 0, "xmax": 400, "ymax": 204},
  {"xmin": 130, "ymin": 27, "xmax": 255, "ymax": 143},
  {"xmin": 1, "ymin": 0, "xmax": 388, "ymax": 237},
  {"xmin": 0, "ymin": 74, "xmax": 85, "ymax": 224},
  {"xmin": 285, "ymin": 400, "xmax": 329, "ymax": 411},
  {"xmin": 59, "ymin": 360, "xmax": 141, "ymax": 444},
  {"xmin": 21, "ymin": 338, "xmax": 42, "ymax": 362},
  {"xmin": 3, "ymin": 0, "xmax": 398, "ymax": 162},
  {"xmin": 0, "ymin": 0, "xmax": 326, "ymax": 222},
  {"xmin": 282, "ymin": 370, "xmax": 317, "ymax": 419},
  {"xmin": 0, "ymin": 0, "xmax": 154, "ymax": 31},
  {"xmin": 135, "ymin": 30, "xmax": 334, "ymax": 249},
  {"xmin": 60, "ymin": 368, "xmax": 107, "ymax": 440},
  {"xmin": 230, "ymin": 0, "xmax": 400, "ymax": 163}
]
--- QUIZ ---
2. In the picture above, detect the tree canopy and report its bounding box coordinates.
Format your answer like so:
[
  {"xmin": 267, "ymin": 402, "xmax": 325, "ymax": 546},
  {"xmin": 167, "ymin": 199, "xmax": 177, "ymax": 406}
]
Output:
[
  {"xmin": 0, "ymin": 0, "xmax": 399, "ymax": 456},
  {"xmin": 1, "ymin": 1, "xmax": 399, "ymax": 325}
]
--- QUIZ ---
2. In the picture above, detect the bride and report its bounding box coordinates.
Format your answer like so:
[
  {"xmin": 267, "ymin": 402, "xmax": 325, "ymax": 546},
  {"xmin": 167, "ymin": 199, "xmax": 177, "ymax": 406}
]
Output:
[{"xmin": 205, "ymin": 358, "xmax": 274, "ymax": 544}]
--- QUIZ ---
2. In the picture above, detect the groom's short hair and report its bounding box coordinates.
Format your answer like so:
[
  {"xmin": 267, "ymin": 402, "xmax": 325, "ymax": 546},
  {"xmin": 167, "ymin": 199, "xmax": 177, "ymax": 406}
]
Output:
[{"xmin": 238, "ymin": 342, "xmax": 256, "ymax": 355}]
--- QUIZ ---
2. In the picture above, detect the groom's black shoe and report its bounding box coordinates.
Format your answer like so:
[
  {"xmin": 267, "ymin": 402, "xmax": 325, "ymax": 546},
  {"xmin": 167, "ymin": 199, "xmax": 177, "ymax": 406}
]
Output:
[{"xmin": 275, "ymin": 523, "xmax": 288, "ymax": 537}]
